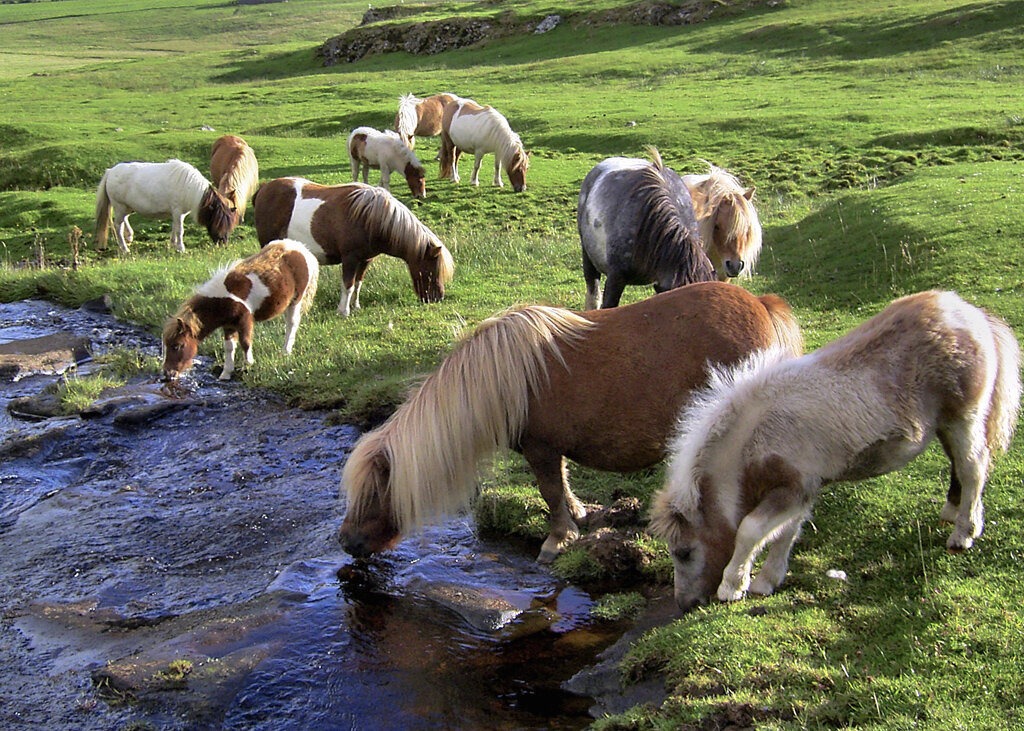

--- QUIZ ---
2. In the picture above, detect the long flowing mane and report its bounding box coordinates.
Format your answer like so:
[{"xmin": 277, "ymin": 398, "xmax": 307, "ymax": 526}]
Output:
[
  {"xmin": 346, "ymin": 183, "xmax": 454, "ymax": 282},
  {"xmin": 471, "ymin": 106, "xmax": 529, "ymax": 174},
  {"xmin": 692, "ymin": 162, "xmax": 763, "ymax": 274},
  {"xmin": 343, "ymin": 305, "xmax": 596, "ymax": 531},
  {"xmin": 395, "ymin": 93, "xmax": 422, "ymax": 139},
  {"xmin": 213, "ymin": 142, "xmax": 259, "ymax": 217},
  {"xmin": 633, "ymin": 148, "xmax": 714, "ymax": 282}
]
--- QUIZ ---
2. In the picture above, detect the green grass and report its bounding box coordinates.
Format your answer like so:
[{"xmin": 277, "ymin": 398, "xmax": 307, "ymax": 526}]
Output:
[{"xmin": 2, "ymin": 0, "xmax": 1024, "ymax": 727}]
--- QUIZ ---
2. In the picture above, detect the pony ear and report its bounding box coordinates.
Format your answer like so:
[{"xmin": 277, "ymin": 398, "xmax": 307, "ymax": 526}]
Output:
[{"xmin": 744, "ymin": 186, "xmax": 755, "ymax": 200}]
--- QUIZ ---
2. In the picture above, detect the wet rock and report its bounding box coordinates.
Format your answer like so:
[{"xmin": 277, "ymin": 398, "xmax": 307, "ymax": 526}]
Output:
[
  {"xmin": 0, "ymin": 332, "xmax": 91, "ymax": 381},
  {"xmin": 8, "ymin": 386, "xmax": 64, "ymax": 419},
  {"xmin": 0, "ymin": 417, "xmax": 78, "ymax": 459},
  {"xmin": 80, "ymin": 294, "xmax": 114, "ymax": 315},
  {"xmin": 408, "ymin": 578, "xmax": 525, "ymax": 632}
]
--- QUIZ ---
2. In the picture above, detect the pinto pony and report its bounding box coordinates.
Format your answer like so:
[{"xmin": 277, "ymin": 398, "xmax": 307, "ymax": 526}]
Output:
[
  {"xmin": 394, "ymin": 92, "xmax": 460, "ymax": 149},
  {"xmin": 347, "ymin": 127, "xmax": 427, "ymax": 199},
  {"xmin": 651, "ymin": 290, "xmax": 1021, "ymax": 612},
  {"xmin": 578, "ymin": 149, "xmax": 715, "ymax": 309},
  {"xmin": 161, "ymin": 239, "xmax": 319, "ymax": 381},
  {"xmin": 210, "ymin": 134, "xmax": 259, "ymax": 224},
  {"xmin": 439, "ymin": 97, "xmax": 529, "ymax": 192},
  {"xmin": 682, "ymin": 163, "xmax": 762, "ymax": 280},
  {"xmin": 339, "ymin": 281, "xmax": 803, "ymax": 562},
  {"xmin": 95, "ymin": 159, "xmax": 235, "ymax": 253},
  {"xmin": 253, "ymin": 177, "xmax": 453, "ymax": 316}
]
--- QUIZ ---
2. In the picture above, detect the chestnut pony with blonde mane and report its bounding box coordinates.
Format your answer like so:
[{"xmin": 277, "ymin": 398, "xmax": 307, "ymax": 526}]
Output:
[
  {"xmin": 682, "ymin": 162, "xmax": 762, "ymax": 281},
  {"xmin": 394, "ymin": 92, "xmax": 460, "ymax": 149},
  {"xmin": 162, "ymin": 239, "xmax": 319, "ymax": 381},
  {"xmin": 253, "ymin": 177, "xmax": 454, "ymax": 316},
  {"xmin": 651, "ymin": 291, "xmax": 1021, "ymax": 612},
  {"xmin": 339, "ymin": 282, "xmax": 803, "ymax": 563},
  {"xmin": 210, "ymin": 134, "xmax": 259, "ymax": 225}
]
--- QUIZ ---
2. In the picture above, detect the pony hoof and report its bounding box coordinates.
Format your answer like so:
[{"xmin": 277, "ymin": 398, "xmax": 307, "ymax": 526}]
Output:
[
  {"xmin": 748, "ymin": 576, "xmax": 776, "ymax": 597},
  {"xmin": 218, "ymin": 373, "xmax": 232, "ymax": 381},
  {"xmin": 536, "ymin": 549, "xmax": 558, "ymax": 564},
  {"xmin": 716, "ymin": 585, "xmax": 746, "ymax": 603}
]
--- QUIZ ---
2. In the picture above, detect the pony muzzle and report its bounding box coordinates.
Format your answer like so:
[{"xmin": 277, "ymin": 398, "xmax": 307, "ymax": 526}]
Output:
[{"xmin": 724, "ymin": 259, "xmax": 745, "ymax": 277}]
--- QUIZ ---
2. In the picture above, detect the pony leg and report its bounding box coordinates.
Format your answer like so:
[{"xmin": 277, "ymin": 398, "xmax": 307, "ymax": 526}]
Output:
[
  {"xmin": 220, "ymin": 337, "xmax": 238, "ymax": 381},
  {"xmin": 351, "ymin": 260, "xmax": 370, "ymax": 312},
  {"xmin": 282, "ymin": 302, "xmax": 302, "ymax": 354},
  {"xmin": 380, "ymin": 164, "xmax": 391, "ymax": 191},
  {"xmin": 349, "ymin": 156, "xmax": 359, "ymax": 182},
  {"xmin": 470, "ymin": 154, "xmax": 484, "ymax": 187},
  {"xmin": 942, "ymin": 420, "xmax": 991, "ymax": 552},
  {"xmin": 113, "ymin": 211, "xmax": 131, "ymax": 254},
  {"xmin": 492, "ymin": 156, "xmax": 503, "ymax": 187},
  {"xmin": 717, "ymin": 489, "xmax": 809, "ymax": 602},
  {"xmin": 361, "ymin": 163, "xmax": 369, "ymax": 185},
  {"xmin": 523, "ymin": 447, "xmax": 587, "ymax": 563},
  {"xmin": 171, "ymin": 212, "xmax": 187, "ymax": 253},
  {"xmin": 599, "ymin": 274, "xmax": 627, "ymax": 309},
  {"xmin": 581, "ymin": 252, "xmax": 602, "ymax": 310},
  {"xmin": 239, "ymin": 315, "xmax": 255, "ymax": 367},
  {"xmin": 337, "ymin": 265, "xmax": 358, "ymax": 317},
  {"xmin": 748, "ymin": 513, "xmax": 807, "ymax": 596}
]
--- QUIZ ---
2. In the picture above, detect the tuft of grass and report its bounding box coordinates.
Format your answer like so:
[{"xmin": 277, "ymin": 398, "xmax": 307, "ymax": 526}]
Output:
[{"xmin": 57, "ymin": 373, "xmax": 125, "ymax": 414}]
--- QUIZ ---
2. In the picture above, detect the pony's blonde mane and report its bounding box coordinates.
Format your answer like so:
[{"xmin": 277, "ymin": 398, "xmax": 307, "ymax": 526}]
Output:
[
  {"xmin": 691, "ymin": 162, "xmax": 762, "ymax": 274},
  {"xmin": 664, "ymin": 346, "xmax": 794, "ymax": 521},
  {"xmin": 474, "ymin": 106, "xmax": 528, "ymax": 173},
  {"xmin": 343, "ymin": 305, "xmax": 596, "ymax": 532},
  {"xmin": 396, "ymin": 93, "xmax": 423, "ymax": 138},
  {"xmin": 347, "ymin": 183, "xmax": 453, "ymax": 281},
  {"xmin": 217, "ymin": 147, "xmax": 259, "ymax": 217},
  {"xmin": 163, "ymin": 299, "xmax": 204, "ymax": 341}
]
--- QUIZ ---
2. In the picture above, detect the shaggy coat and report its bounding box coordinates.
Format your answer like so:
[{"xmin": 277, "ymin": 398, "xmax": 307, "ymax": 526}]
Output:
[
  {"xmin": 682, "ymin": 163, "xmax": 762, "ymax": 281},
  {"xmin": 347, "ymin": 126, "xmax": 426, "ymax": 198},
  {"xmin": 210, "ymin": 134, "xmax": 259, "ymax": 222},
  {"xmin": 651, "ymin": 290, "xmax": 1021, "ymax": 611},
  {"xmin": 439, "ymin": 97, "xmax": 529, "ymax": 192}
]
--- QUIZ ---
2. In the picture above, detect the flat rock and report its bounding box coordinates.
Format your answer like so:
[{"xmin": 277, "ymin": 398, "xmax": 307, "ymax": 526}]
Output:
[{"xmin": 0, "ymin": 333, "xmax": 91, "ymax": 382}]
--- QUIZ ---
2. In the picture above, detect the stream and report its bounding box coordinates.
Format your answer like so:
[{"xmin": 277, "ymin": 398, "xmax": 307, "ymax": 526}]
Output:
[{"xmin": 0, "ymin": 300, "xmax": 630, "ymax": 730}]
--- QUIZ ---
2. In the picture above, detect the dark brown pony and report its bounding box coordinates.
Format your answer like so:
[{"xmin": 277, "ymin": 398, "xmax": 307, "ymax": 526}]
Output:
[
  {"xmin": 394, "ymin": 92, "xmax": 460, "ymax": 149},
  {"xmin": 210, "ymin": 134, "xmax": 259, "ymax": 225},
  {"xmin": 253, "ymin": 177, "xmax": 454, "ymax": 316},
  {"xmin": 162, "ymin": 239, "xmax": 319, "ymax": 381},
  {"xmin": 338, "ymin": 282, "xmax": 803, "ymax": 562}
]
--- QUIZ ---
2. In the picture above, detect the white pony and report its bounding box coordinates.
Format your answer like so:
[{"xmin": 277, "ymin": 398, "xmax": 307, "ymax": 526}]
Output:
[
  {"xmin": 650, "ymin": 290, "xmax": 1021, "ymax": 612},
  {"xmin": 347, "ymin": 126, "xmax": 426, "ymax": 199},
  {"xmin": 95, "ymin": 159, "xmax": 236, "ymax": 253},
  {"xmin": 682, "ymin": 162, "xmax": 762, "ymax": 281},
  {"xmin": 439, "ymin": 97, "xmax": 529, "ymax": 192}
]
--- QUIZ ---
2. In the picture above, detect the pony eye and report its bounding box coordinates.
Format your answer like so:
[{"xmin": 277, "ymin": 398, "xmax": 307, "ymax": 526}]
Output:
[{"xmin": 674, "ymin": 546, "xmax": 693, "ymax": 562}]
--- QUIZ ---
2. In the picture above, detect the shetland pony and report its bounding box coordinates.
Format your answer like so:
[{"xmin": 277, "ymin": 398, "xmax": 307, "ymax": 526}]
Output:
[
  {"xmin": 578, "ymin": 149, "xmax": 715, "ymax": 309},
  {"xmin": 95, "ymin": 159, "xmax": 236, "ymax": 253},
  {"xmin": 650, "ymin": 291, "xmax": 1021, "ymax": 612},
  {"xmin": 338, "ymin": 281, "xmax": 803, "ymax": 562},
  {"xmin": 394, "ymin": 92, "xmax": 460, "ymax": 149},
  {"xmin": 682, "ymin": 162, "xmax": 762, "ymax": 281},
  {"xmin": 210, "ymin": 134, "xmax": 259, "ymax": 223},
  {"xmin": 347, "ymin": 126, "xmax": 427, "ymax": 199},
  {"xmin": 439, "ymin": 97, "xmax": 529, "ymax": 192},
  {"xmin": 252, "ymin": 177, "xmax": 454, "ymax": 316},
  {"xmin": 162, "ymin": 239, "xmax": 319, "ymax": 381}
]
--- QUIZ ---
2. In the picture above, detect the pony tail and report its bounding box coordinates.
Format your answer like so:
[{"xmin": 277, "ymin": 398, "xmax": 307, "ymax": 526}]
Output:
[
  {"xmin": 984, "ymin": 313, "xmax": 1022, "ymax": 454},
  {"xmin": 300, "ymin": 248, "xmax": 320, "ymax": 314},
  {"xmin": 94, "ymin": 171, "xmax": 112, "ymax": 249},
  {"xmin": 758, "ymin": 294, "xmax": 804, "ymax": 357}
]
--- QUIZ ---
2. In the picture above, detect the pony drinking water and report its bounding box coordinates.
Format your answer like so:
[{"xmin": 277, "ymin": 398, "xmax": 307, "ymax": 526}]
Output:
[
  {"xmin": 578, "ymin": 148, "xmax": 715, "ymax": 309},
  {"xmin": 210, "ymin": 134, "xmax": 259, "ymax": 225},
  {"xmin": 253, "ymin": 177, "xmax": 453, "ymax": 316},
  {"xmin": 439, "ymin": 97, "xmax": 529, "ymax": 192},
  {"xmin": 347, "ymin": 126, "xmax": 427, "ymax": 199},
  {"xmin": 95, "ymin": 159, "xmax": 236, "ymax": 253},
  {"xmin": 650, "ymin": 290, "xmax": 1021, "ymax": 612},
  {"xmin": 338, "ymin": 281, "xmax": 803, "ymax": 562},
  {"xmin": 162, "ymin": 239, "xmax": 319, "ymax": 381},
  {"xmin": 682, "ymin": 162, "xmax": 762, "ymax": 281},
  {"xmin": 394, "ymin": 92, "xmax": 460, "ymax": 149}
]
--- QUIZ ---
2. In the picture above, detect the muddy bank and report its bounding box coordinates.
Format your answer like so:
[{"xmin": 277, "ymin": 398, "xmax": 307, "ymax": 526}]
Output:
[{"xmin": 0, "ymin": 300, "xmax": 661, "ymax": 729}]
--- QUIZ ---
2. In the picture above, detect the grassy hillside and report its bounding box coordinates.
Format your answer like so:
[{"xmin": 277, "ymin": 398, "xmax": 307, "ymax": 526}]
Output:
[{"xmin": 2, "ymin": 0, "xmax": 1024, "ymax": 728}]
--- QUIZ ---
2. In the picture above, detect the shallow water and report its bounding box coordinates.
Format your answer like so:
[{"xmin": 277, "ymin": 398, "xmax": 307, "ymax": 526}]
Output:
[{"xmin": 0, "ymin": 300, "xmax": 615, "ymax": 730}]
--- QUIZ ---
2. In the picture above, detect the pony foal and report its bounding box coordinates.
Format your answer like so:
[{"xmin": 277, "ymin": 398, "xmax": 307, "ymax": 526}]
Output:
[
  {"xmin": 347, "ymin": 126, "xmax": 427, "ymax": 199},
  {"xmin": 650, "ymin": 290, "xmax": 1021, "ymax": 611},
  {"xmin": 162, "ymin": 239, "xmax": 319, "ymax": 381}
]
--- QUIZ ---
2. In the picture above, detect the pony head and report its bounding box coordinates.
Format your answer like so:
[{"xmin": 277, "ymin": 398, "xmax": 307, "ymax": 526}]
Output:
[
  {"xmin": 161, "ymin": 311, "xmax": 201, "ymax": 380},
  {"xmin": 507, "ymin": 148, "xmax": 530, "ymax": 193},
  {"xmin": 699, "ymin": 166, "xmax": 762, "ymax": 281},
  {"xmin": 404, "ymin": 162, "xmax": 427, "ymax": 199},
  {"xmin": 410, "ymin": 239, "xmax": 455, "ymax": 303},
  {"xmin": 338, "ymin": 431, "xmax": 402, "ymax": 557},
  {"xmin": 197, "ymin": 186, "xmax": 239, "ymax": 245}
]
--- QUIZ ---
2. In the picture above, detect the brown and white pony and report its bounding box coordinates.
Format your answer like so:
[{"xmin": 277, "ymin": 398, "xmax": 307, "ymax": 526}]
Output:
[
  {"xmin": 394, "ymin": 92, "xmax": 460, "ymax": 149},
  {"xmin": 682, "ymin": 163, "xmax": 762, "ymax": 280},
  {"xmin": 651, "ymin": 290, "xmax": 1021, "ymax": 612},
  {"xmin": 439, "ymin": 97, "xmax": 529, "ymax": 192},
  {"xmin": 162, "ymin": 239, "xmax": 319, "ymax": 381},
  {"xmin": 252, "ymin": 177, "xmax": 454, "ymax": 316},
  {"xmin": 347, "ymin": 126, "xmax": 426, "ymax": 198},
  {"xmin": 210, "ymin": 134, "xmax": 259, "ymax": 225},
  {"xmin": 95, "ymin": 159, "xmax": 235, "ymax": 253},
  {"xmin": 338, "ymin": 281, "xmax": 803, "ymax": 562}
]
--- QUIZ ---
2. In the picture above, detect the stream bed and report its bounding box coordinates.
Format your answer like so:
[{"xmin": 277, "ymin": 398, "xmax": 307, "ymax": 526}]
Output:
[{"xmin": 0, "ymin": 300, "xmax": 633, "ymax": 730}]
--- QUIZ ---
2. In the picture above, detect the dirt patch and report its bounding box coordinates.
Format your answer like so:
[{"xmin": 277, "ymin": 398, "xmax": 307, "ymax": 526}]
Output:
[{"xmin": 317, "ymin": 0, "xmax": 774, "ymax": 65}]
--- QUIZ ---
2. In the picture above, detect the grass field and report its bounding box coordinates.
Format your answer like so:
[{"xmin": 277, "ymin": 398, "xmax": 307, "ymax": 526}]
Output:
[{"xmin": 2, "ymin": 0, "xmax": 1024, "ymax": 727}]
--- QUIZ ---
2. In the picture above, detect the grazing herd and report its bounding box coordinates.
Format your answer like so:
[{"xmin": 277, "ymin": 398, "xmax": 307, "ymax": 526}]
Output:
[{"xmin": 91, "ymin": 90, "xmax": 1021, "ymax": 613}]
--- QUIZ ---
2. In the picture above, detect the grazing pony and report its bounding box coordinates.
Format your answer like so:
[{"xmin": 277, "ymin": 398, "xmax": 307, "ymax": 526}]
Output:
[
  {"xmin": 210, "ymin": 134, "xmax": 259, "ymax": 224},
  {"xmin": 439, "ymin": 97, "xmax": 529, "ymax": 192},
  {"xmin": 338, "ymin": 281, "xmax": 803, "ymax": 562},
  {"xmin": 253, "ymin": 177, "xmax": 453, "ymax": 316},
  {"xmin": 394, "ymin": 92, "xmax": 460, "ymax": 149},
  {"xmin": 682, "ymin": 163, "xmax": 762, "ymax": 281},
  {"xmin": 95, "ymin": 159, "xmax": 236, "ymax": 253},
  {"xmin": 578, "ymin": 149, "xmax": 715, "ymax": 309},
  {"xmin": 162, "ymin": 239, "xmax": 319, "ymax": 381},
  {"xmin": 650, "ymin": 291, "xmax": 1021, "ymax": 612},
  {"xmin": 347, "ymin": 126, "xmax": 427, "ymax": 199}
]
